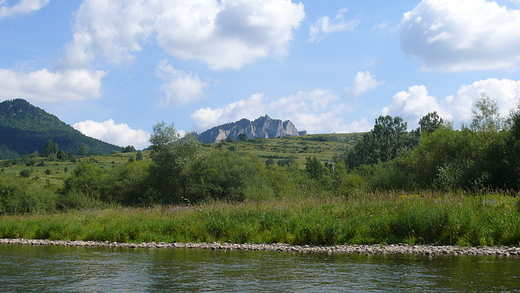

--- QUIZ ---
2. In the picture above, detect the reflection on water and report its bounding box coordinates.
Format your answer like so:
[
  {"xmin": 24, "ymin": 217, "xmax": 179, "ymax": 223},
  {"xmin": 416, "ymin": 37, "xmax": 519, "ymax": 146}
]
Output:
[{"xmin": 1, "ymin": 244, "xmax": 520, "ymax": 292}]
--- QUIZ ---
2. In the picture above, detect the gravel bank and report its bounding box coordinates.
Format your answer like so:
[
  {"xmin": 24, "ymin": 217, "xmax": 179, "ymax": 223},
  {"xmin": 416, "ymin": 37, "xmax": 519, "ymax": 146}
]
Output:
[{"xmin": 2, "ymin": 238, "xmax": 520, "ymax": 257}]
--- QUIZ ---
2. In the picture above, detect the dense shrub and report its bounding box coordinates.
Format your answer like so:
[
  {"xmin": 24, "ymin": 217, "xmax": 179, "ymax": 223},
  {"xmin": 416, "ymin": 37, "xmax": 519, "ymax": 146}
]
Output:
[
  {"xmin": 101, "ymin": 160, "xmax": 151, "ymax": 206},
  {"xmin": 0, "ymin": 174, "xmax": 56, "ymax": 215},
  {"xmin": 188, "ymin": 151, "xmax": 268, "ymax": 202}
]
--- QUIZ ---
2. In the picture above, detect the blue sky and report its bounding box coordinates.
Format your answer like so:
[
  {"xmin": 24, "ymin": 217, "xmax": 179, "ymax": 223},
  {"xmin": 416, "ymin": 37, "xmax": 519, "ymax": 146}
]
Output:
[{"xmin": 2, "ymin": 0, "xmax": 520, "ymax": 149}]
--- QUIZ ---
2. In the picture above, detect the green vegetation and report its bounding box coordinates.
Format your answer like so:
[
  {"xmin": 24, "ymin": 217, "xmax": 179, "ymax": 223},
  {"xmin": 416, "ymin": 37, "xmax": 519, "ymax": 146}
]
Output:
[
  {"xmin": 1, "ymin": 193, "xmax": 519, "ymax": 247},
  {"xmin": 2, "ymin": 95, "xmax": 520, "ymax": 247},
  {"xmin": 0, "ymin": 99, "xmax": 120, "ymax": 159}
]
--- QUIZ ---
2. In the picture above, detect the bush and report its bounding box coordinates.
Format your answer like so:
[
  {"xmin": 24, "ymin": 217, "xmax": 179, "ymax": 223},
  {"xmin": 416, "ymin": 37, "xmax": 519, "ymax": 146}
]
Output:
[
  {"xmin": 101, "ymin": 160, "xmax": 151, "ymax": 206},
  {"xmin": 0, "ymin": 174, "xmax": 57, "ymax": 215},
  {"xmin": 188, "ymin": 152, "xmax": 269, "ymax": 202},
  {"xmin": 57, "ymin": 191, "xmax": 106, "ymax": 211},
  {"xmin": 19, "ymin": 169, "xmax": 32, "ymax": 178}
]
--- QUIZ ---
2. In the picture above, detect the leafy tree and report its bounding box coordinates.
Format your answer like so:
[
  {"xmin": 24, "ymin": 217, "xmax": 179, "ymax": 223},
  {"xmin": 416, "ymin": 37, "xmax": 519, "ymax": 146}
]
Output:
[
  {"xmin": 101, "ymin": 160, "xmax": 151, "ymax": 205},
  {"xmin": 238, "ymin": 133, "xmax": 248, "ymax": 141},
  {"xmin": 345, "ymin": 115, "xmax": 409, "ymax": 169},
  {"xmin": 61, "ymin": 160, "xmax": 104, "ymax": 200},
  {"xmin": 416, "ymin": 111, "xmax": 444, "ymax": 134},
  {"xmin": 469, "ymin": 94, "xmax": 503, "ymax": 132},
  {"xmin": 57, "ymin": 149, "xmax": 67, "ymax": 160},
  {"xmin": 148, "ymin": 122, "xmax": 203, "ymax": 204},
  {"xmin": 187, "ymin": 151, "xmax": 266, "ymax": 202},
  {"xmin": 305, "ymin": 156, "xmax": 328, "ymax": 180},
  {"xmin": 136, "ymin": 150, "xmax": 143, "ymax": 161},
  {"xmin": 78, "ymin": 145, "xmax": 89, "ymax": 157},
  {"xmin": 44, "ymin": 139, "xmax": 58, "ymax": 157}
]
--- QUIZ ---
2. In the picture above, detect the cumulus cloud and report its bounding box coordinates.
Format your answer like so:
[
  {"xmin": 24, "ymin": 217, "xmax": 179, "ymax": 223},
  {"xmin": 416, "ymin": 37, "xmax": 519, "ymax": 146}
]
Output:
[
  {"xmin": 156, "ymin": 60, "xmax": 208, "ymax": 107},
  {"xmin": 60, "ymin": 0, "xmax": 305, "ymax": 71},
  {"xmin": 73, "ymin": 119, "xmax": 151, "ymax": 149},
  {"xmin": 190, "ymin": 89, "xmax": 370, "ymax": 134},
  {"xmin": 0, "ymin": 0, "xmax": 50, "ymax": 19},
  {"xmin": 0, "ymin": 68, "xmax": 106, "ymax": 103},
  {"xmin": 400, "ymin": 0, "xmax": 520, "ymax": 71},
  {"xmin": 382, "ymin": 85, "xmax": 442, "ymax": 126},
  {"xmin": 309, "ymin": 8, "xmax": 359, "ymax": 42},
  {"xmin": 383, "ymin": 79, "xmax": 520, "ymax": 128},
  {"xmin": 345, "ymin": 71, "xmax": 384, "ymax": 98}
]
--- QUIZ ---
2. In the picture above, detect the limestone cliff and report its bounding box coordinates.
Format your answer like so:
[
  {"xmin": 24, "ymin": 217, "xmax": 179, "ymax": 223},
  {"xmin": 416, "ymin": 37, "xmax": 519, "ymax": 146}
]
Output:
[{"xmin": 198, "ymin": 115, "xmax": 306, "ymax": 143}]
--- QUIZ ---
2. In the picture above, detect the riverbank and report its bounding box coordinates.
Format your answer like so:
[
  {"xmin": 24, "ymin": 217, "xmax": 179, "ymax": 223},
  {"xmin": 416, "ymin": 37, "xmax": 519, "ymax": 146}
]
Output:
[
  {"xmin": 2, "ymin": 195, "xmax": 520, "ymax": 247},
  {"xmin": 2, "ymin": 238, "xmax": 520, "ymax": 257}
]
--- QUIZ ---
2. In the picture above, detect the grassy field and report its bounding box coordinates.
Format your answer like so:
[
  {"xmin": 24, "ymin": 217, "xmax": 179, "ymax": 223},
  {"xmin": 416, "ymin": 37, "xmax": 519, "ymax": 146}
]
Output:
[
  {"xmin": 1, "ymin": 192, "xmax": 519, "ymax": 247},
  {"xmin": 204, "ymin": 133, "xmax": 364, "ymax": 168},
  {"xmin": 1, "ymin": 151, "xmax": 139, "ymax": 188}
]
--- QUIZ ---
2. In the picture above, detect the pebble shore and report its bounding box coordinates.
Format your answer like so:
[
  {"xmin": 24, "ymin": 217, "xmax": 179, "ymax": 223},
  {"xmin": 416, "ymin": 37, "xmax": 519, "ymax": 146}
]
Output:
[{"xmin": 1, "ymin": 238, "xmax": 520, "ymax": 257}]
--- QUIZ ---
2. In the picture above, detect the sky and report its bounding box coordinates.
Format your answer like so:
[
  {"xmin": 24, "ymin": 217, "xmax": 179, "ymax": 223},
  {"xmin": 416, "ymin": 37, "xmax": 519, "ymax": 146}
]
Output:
[{"xmin": 2, "ymin": 0, "xmax": 520, "ymax": 149}]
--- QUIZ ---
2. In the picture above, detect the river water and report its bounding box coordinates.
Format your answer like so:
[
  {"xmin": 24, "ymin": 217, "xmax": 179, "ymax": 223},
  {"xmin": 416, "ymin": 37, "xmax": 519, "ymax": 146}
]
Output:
[{"xmin": 1, "ymin": 244, "xmax": 519, "ymax": 292}]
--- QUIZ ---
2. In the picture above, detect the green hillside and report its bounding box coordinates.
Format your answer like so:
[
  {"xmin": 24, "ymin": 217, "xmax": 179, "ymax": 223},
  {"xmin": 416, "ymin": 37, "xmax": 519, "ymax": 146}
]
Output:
[
  {"xmin": 0, "ymin": 132, "xmax": 363, "ymax": 189},
  {"xmin": 0, "ymin": 99, "xmax": 121, "ymax": 159},
  {"xmin": 202, "ymin": 132, "xmax": 365, "ymax": 168}
]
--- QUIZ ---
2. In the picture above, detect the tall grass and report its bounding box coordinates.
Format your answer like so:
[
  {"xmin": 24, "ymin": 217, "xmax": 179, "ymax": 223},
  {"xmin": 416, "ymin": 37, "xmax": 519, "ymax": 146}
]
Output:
[{"xmin": 1, "ymin": 193, "xmax": 520, "ymax": 247}]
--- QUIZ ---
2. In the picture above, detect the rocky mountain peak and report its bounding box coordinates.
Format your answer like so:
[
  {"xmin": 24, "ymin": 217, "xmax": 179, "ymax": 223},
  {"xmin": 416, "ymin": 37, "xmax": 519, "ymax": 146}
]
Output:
[{"xmin": 198, "ymin": 115, "xmax": 307, "ymax": 143}]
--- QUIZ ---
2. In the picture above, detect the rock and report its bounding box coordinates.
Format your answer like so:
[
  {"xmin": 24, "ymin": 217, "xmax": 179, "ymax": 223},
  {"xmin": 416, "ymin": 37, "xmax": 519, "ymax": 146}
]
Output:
[
  {"xmin": 2, "ymin": 238, "xmax": 520, "ymax": 257},
  {"xmin": 198, "ymin": 115, "xmax": 305, "ymax": 143}
]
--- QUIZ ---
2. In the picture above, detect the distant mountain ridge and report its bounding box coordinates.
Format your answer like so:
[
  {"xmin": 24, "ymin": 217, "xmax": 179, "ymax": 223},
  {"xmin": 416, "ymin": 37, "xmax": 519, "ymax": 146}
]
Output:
[
  {"xmin": 198, "ymin": 115, "xmax": 307, "ymax": 143},
  {"xmin": 0, "ymin": 99, "xmax": 121, "ymax": 159}
]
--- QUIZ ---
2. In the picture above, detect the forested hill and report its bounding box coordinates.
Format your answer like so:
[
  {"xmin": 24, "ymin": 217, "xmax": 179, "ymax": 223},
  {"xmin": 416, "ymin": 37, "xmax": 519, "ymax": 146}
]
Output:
[{"xmin": 0, "ymin": 99, "xmax": 120, "ymax": 159}]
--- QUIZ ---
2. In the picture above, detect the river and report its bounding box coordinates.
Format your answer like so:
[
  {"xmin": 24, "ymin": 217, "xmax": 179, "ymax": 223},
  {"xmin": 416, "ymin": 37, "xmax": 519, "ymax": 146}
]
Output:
[{"xmin": 1, "ymin": 244, "xmax": 519, "ymax": 292}]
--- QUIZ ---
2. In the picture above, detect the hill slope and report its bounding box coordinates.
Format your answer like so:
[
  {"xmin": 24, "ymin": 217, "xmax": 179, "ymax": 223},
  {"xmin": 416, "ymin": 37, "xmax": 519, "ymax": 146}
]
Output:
[
  {"xmin": 0, "ymin": 99, "xmax": 120, "ymax": 159},
  {"xmin": 198, "ymin": 115, "xmax": 307, "ymax": 143}
]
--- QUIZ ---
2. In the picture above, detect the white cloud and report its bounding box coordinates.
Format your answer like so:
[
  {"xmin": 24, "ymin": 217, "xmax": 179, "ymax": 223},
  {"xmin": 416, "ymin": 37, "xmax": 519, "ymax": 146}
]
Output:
[
  {"xmin": 73, "ymin": 119, "xmax": 151, "ymax": 149},
  {"xmin": 345, "ymin": 71, "xmax": 384, "ymax": 98},
  {"xmin": 190, "ymin": 89, "xmax": 370, "ymax": 134},
  {"xmin": 0, "ymin": 68, "xmax": 106, "ymax": 103},
  {"xmin": 382, "ymin": 85, "xmax": 442, "ymax": 126},
  {"xmin": 309, "ymin": 8, "xmax": 359, "ymax": 42},
  {"xmin": 383, "ymin": 79, "xmax": 520, "ymax": 128},
  {"xmin": 400, "ymin": 0, "xmax": 520, "ymax": 71},
  {"xmin": 0, "ymin": 0, "xmax": 50, "ymax": 19},
  {"xmin": 61, "ymin": 0, "xmax": 305, "ymax": 71},
  {"xmin": 444, "ymin": 78, "xmax": 520, "ymax": 122},
  {"xmin": 156, "ymin": 60, "xmax": 208, "ymax": 107}
]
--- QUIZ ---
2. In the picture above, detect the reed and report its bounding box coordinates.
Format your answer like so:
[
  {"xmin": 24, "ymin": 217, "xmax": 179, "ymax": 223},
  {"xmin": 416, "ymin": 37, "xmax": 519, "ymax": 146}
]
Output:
[{"xmin": 1, "ymin": 192, "xmax": 519, "ymax": 247}]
